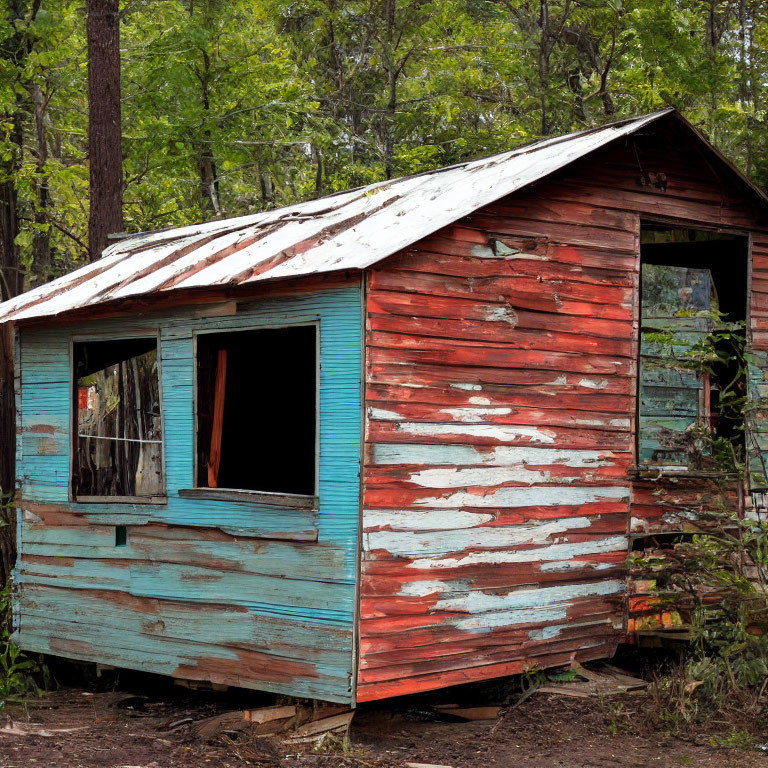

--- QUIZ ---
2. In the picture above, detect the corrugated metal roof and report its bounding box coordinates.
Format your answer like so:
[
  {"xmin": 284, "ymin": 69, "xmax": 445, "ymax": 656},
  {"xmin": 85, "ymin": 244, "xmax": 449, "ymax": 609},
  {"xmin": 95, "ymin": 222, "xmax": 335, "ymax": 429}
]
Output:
[{"xmin": 0, "ymin": 108, "xmax": 694, "ymax": 323}]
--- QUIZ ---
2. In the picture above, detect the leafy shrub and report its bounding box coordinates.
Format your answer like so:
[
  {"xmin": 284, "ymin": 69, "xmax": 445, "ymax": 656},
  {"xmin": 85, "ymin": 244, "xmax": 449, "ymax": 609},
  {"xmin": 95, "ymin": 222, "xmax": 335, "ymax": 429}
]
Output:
[{"xmin": 0, "ymin": 581, "xmax": 46, "ymax": 707}]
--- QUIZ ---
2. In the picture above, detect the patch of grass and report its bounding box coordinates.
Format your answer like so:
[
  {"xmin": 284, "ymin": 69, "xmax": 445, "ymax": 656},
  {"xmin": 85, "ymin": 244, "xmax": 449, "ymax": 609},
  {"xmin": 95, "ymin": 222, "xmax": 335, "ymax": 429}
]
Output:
[{"xmin": 710, "ymin": 728, "xmax": 757, "ymax": 750}]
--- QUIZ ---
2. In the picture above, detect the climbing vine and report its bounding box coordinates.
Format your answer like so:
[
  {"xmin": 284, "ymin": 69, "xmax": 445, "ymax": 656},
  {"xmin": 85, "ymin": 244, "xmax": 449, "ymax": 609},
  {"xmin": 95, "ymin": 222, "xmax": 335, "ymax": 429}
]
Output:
[{"xmin": 633, "ymin": 308, "xmax": 768, "ymax": 716}]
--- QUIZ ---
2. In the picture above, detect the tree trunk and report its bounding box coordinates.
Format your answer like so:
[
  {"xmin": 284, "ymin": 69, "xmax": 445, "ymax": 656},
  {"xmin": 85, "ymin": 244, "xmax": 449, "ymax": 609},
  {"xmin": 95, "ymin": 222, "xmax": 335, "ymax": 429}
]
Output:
[
  {"xmin": 538, "ymin": 0, "xmax": 550, "ymax": 135},
  {"xmin": 259, "ymin": 166, "xmax": 275, "ymax": 208},
  {"xmin": 0, "ymin": 321, "xmax": 15, "ymax": 584},
  {"xmin": 383, "ymin": 64, "xmax": 397, "ymax": 180},
  {"xmin": 0, "ymin": 324, "xmax": 14, "ymax": 495},
  {"xmin": 0, "ymin": 0, "xmax": 43, "ymax": 586},
  {"xmin": 382, "ymin": 0, "xmax": 397, "ymax": 179},
  {"xmin": 30, "ymin": 83, "xmax": 51, "ymax": 287},
  {"xmin": 0, "ymin": 108, "xmax": 23, "ymax": 302},
  {"xmin": 87, "ymin": 0, "xmax": 123, "ymax": 261},
  {"xmin": 196, "ymin": 49, "xmax": 220, "ymax": 216},
  {"xmin": 312, "ymin": 145, "xmax": 323, "ymax": 197}
]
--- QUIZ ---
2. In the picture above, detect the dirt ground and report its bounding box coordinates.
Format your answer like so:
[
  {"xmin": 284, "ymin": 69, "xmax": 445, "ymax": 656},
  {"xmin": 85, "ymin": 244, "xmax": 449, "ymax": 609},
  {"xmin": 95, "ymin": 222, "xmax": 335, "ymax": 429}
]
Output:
[{"xmin": 1, "ymin": 665, "xmax": 767, "ymax": 768}]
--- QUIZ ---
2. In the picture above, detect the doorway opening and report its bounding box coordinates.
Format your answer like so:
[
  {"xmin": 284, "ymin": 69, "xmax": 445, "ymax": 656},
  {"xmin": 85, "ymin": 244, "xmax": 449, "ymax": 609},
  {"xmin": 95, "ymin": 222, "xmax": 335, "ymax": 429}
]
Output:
[{"xmin": 638, "ymin": 225, "xmax": 748, "ymax": 471}]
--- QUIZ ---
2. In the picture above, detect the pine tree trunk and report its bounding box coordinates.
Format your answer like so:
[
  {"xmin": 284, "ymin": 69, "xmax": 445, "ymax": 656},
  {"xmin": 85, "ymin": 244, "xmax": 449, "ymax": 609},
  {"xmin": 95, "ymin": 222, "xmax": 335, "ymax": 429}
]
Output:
[{"xmin": 87, "ymin": 0, "xmax": 123, "ymax": 261}]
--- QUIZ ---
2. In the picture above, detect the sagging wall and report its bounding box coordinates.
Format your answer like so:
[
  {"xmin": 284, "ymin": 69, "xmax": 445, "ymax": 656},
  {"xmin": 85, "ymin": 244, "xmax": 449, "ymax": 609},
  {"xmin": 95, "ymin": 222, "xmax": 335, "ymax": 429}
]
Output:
[
  {"xmin": 14, "ymin": 282, "xmax": 363, "ymax": 704},
  {"xmin": 358, "ymin": 123, "xmax": 768, "ymax": 701}
]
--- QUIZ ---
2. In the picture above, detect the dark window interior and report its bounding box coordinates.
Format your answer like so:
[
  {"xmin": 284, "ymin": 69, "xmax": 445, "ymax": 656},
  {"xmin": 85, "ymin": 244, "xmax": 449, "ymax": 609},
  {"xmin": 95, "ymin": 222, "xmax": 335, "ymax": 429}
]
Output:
[
  {"xmin": 196, "ymin": 325, "xmax": 317, "ymax": 496},
  {"xmin": 638, "ymin": 227, "xmax": 748, "ymax": 468},
  {"xmin": 73, "ymin": 337, "xmax": 164, "ymax": 498}
]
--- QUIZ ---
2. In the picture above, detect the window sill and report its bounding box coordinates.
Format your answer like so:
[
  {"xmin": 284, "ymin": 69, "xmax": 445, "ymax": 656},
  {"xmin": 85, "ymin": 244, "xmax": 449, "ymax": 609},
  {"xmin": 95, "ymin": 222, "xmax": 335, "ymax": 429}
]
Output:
[
  {"xmin": 74, "ymin": 495, "xmax": 168, "ymax": 505},
  {"xmin": 178, "ymin": 488, "xmax": 317, "ymax": 510}
]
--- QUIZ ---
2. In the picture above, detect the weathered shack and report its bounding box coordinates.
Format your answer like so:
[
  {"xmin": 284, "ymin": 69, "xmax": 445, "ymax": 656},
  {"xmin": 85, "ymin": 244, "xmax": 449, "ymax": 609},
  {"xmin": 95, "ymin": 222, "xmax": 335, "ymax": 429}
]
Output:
[{"xmin": 1, "ymin": 108, "xmax": 767, "ymax": 705}]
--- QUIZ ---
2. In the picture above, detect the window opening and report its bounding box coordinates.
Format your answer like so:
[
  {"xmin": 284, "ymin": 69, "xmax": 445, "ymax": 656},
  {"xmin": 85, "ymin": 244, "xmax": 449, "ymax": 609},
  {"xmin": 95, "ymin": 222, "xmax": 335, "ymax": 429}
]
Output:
[
  {"xmin": 73, "ymin": 337, "xmax": 164, "ymax": 499},
  {"xmin": 196, "ymin": 325, "xmax": 317, "ymax": 496},
  {"xmin": 638, "ymin": 227, "xmax": 748, "ymax": 470}
]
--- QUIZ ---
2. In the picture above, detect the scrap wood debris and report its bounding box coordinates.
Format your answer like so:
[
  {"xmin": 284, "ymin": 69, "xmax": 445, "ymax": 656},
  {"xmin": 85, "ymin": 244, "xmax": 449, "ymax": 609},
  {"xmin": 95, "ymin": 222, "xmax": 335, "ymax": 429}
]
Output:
[
  {"xmin": 533, "ymin": 662, "xmax": 648, "ymax": 698},
  {"xmin": 405, "ymin": 763, "xmax": 455, "ymax": 768},
  {"xmin": 191, "ymin": 702, "xmax": 354, "ymax": 746},
  {"xmin": 432, "ymin": 705, "xmax": 500, "ymax": 721}
]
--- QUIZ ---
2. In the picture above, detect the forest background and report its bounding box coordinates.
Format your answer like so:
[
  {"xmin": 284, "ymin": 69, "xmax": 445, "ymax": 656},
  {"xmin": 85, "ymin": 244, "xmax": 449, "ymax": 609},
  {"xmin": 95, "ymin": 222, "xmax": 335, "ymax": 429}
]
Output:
[
  {"xmin": 1, "ymin": 0, "xmax": 768, "ymax": 499},
  {"xmin": 1, "ymin": 0, "xmax": 767, "ymax": 296},
  {"xmin": 0, "ymin": 0, "xmax": 767, "ymax": 725}
]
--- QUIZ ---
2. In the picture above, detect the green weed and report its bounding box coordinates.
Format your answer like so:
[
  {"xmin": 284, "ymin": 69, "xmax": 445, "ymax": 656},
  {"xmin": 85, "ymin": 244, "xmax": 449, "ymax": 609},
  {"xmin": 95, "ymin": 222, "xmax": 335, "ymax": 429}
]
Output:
[
  {"xmin": 0, "ymin": 580, "xmax": 46, "ymax": 707},
  {"xmin": 710, "ymin": 729, "xmax": 757, "ymax": 749}
]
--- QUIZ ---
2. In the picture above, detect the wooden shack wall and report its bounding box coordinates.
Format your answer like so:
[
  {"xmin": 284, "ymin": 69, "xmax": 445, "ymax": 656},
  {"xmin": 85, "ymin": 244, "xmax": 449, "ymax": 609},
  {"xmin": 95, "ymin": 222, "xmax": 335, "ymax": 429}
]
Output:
[
  {"xmin": 358, "ymin": 127, "xmax": 768, "ymax": 701},
  {"xmin": 14, "ymin": 281, "xmax": 363, "ymax": 704}
]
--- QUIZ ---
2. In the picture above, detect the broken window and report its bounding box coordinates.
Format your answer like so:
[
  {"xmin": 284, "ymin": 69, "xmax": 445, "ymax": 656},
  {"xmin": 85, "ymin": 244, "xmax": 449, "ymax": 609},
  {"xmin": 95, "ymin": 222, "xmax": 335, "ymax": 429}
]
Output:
[
  {"xmin": 73, "ymin": 337, "xmax": 164, "ymax": 500},
  {"xmin": 638, "ymin": 228, "xmax": 747, "ymax": 470},
  {"xmin": 196, "ymin": 325, "xmax": 317, "ymax": 497}
]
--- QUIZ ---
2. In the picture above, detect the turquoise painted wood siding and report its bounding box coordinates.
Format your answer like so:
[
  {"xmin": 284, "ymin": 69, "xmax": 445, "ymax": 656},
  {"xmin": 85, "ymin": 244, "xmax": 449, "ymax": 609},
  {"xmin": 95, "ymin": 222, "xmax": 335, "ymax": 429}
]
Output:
[
  {"xmin": 747, "ymin": 351, "xmax": 768, "ymax": 481},
  {"xmin": 14, "ymin": 282, "xmax": 363, "ymax": 703},
  {"xmin": 638, "ymin": 265, "xmax": 713, "ymax": 466}
]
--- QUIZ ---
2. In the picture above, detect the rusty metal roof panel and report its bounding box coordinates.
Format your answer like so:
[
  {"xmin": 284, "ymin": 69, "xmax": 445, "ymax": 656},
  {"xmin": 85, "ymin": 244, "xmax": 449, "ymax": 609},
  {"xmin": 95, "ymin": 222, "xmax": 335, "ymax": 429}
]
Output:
[{"xmin": 0, "ymin": 110, "xmax": 677, "ymax": 323}]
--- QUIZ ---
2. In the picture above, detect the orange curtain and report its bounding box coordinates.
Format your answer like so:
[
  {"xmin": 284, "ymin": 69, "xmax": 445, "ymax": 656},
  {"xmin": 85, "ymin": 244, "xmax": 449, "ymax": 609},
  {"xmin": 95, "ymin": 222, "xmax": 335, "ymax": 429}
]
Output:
[{"xmin": 206, "ymin": 348, "xmax": 227, "ymax": 488}]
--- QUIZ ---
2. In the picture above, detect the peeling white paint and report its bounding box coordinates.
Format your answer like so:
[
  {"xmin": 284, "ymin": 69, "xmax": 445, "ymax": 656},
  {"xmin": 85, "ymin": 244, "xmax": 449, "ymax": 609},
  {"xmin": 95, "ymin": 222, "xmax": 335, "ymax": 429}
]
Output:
[
  {"xmin": 528, "ymin": 619, "xmax": 612, "ymax": 641},
  {"xmin": 435, "ymin": 579, "xmax": 625, "ymax": 614},
  {"xmin": 505, "ymin": 251, "xmax": 548, "ymax": 261},
  {"xmin": 22, "ymin": 509, "xmax": 42, "ymax": 524},
  {"xmin": 470, "ymin": 244, "xmax": 496, "ymax": 258},
  {"xmin": 449, "ymin": 383, "xmax": 482, "ymax": 391},
  {"xmin": 438, "ymin": 407, "xmax": 513, "ymax": 422},
  {"xmin": 483, "ymin": 305, "xmax": 519, "ymax": 325},
  {"xmin": 573, "ymin": 417, "xmax": 630, "ymax": 428},
  {"xmin": 406, "ymin": 536, "xmax": 628, "ymax": 568},
  {"xmin": 363, "ymin": 508, "xmax": 496, "ymax": 531},
  {"xmin": 393, "ymin": 422, "xmax": 557, "ymax": 443},
  {"xmin": 539, "ymin": 559, "xmax": 617, "ymax": 572},
  {"xmin": 365, "ymin": 516, "xmax": 593, "ymax": 555},
  {"xmin": 402, "ymin": 466, "xmax": 584, "ymax": 488},
  {"xmin": 411, "ymin": 485, "xmax": 629, "ymax": 508},
  {"xmin": 629, "ymin": 516, "xmax": 648, "ymax": 532},
  {"xmin": 371, "ymin": 443, "xmax": 616, "ymax": 467},
  {"xmin": 368, "ymin": 407, "xmax": 405, "ymax": 421},
  {"xmin": 468, "ymin": 396, "xmax": 491, "ymax": 405},
  {"xmin": 529, "ymin": 624, "xmax": 565, "ymax": 640},
  {"xmin": 579, "ymin": 378, "xmax": 609, "ymax": 390},
  {"xmin": 455, "ymin": 607, "xmax": 567, "ymax": 630},
  {"xmin": 399, "ymin": 579, "xmax": 464, "ymax": 597}
]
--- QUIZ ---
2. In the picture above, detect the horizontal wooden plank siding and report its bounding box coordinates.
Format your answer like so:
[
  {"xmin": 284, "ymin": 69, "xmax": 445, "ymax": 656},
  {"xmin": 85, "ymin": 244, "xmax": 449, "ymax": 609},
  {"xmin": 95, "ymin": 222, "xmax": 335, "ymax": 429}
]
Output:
[
  {"xmin": 15, "ymin": 281, "xmax": 363, "ymax": 703},
  {"xmin": 359, "ymin": 181, "xmax": 638, "ymax": 701},
  {"xmin": 358, "ymin": 123, "xmax": 768, "ymax": 702},
  {"xmin": 14, "ymin": 113, "xmax": 768, "ymax": 705}
]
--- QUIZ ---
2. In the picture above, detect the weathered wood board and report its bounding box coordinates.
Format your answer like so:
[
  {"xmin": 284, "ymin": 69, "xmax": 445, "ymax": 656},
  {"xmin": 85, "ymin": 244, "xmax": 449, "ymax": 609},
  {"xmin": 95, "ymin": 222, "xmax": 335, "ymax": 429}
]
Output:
[
  {"xmin": 14, "ymin": 283, "xmax": 363, "ymax": 704},
  {"xmin": 12, "ymin": 111, "xmax": 768, "ymax": 706},
  {"xmin": 358, "ymin": 121, "xmax": 768, "ymax": 701}
]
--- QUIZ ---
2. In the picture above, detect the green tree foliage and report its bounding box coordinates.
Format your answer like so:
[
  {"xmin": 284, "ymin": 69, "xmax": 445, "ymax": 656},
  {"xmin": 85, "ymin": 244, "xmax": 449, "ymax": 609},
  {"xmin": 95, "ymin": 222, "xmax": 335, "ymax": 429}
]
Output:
[{"xmin": 0, "ymin": 0, "xmax": 767, "ymax": 291}]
